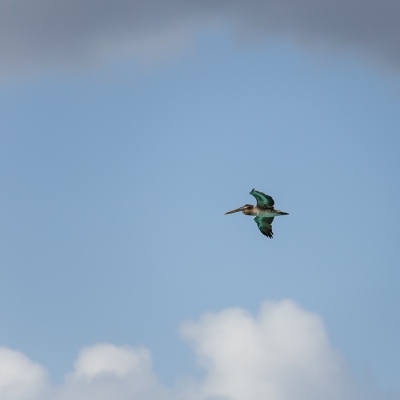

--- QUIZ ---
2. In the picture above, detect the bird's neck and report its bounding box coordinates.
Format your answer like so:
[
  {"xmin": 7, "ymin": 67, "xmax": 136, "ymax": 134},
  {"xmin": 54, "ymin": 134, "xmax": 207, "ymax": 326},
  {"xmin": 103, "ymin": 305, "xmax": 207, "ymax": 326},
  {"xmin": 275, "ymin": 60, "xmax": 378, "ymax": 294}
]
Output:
[{"xmin": 243, "ymin": 208, "xmax": 257, "ymax": 216}]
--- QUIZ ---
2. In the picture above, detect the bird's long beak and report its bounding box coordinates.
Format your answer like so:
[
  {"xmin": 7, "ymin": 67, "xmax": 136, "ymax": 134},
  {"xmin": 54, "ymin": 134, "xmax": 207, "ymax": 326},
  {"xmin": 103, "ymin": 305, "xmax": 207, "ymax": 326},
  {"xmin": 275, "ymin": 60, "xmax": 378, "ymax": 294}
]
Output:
[{"xmin": 224, "ymin": 206, "xmax": 247, "ymax": 215}]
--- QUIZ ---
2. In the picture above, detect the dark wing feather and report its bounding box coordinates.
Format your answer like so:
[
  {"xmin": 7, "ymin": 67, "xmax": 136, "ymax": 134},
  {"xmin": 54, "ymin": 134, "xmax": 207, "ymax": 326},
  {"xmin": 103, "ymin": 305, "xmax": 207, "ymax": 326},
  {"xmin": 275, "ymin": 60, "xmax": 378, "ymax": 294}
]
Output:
[
  {"xmin": 254, "ymin": 216, "xmax": 274, "ymax": 238},
  {"xmin": 250, "ymin": 189, "xmax": 274, "ymax": 209}
]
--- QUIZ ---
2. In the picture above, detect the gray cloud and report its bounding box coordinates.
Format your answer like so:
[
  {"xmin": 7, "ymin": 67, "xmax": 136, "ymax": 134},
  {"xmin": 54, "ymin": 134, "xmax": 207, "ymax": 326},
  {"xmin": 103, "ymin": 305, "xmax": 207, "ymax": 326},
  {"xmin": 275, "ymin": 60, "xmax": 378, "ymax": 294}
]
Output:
[
  {"xmin": 0, "ymin": 0, "xmax": 209, "ymax": 75},
  {"xmin": 0, "ymin": 0, "xmax": 400, "ymax": 76}
]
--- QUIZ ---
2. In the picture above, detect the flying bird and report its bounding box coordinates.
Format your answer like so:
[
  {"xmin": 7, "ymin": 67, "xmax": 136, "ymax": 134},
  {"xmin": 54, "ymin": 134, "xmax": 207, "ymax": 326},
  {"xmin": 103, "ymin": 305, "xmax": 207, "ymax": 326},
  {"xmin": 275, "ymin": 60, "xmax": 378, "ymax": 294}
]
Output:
[{"xmin": 225, "ymin": 189, "xmax": 289, "ymax": 238}]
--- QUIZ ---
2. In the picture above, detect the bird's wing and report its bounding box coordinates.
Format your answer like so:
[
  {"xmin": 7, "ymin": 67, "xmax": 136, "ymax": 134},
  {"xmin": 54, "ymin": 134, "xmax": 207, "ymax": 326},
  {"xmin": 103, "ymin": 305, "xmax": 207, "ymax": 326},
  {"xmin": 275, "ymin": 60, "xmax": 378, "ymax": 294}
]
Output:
[
  {"xmin": 250, "ymin": 189, "xmax": 275, "ymax": 209},
  {"xmin": 254, "ymin": 216, "xmax": 274, "ymax": 238}
]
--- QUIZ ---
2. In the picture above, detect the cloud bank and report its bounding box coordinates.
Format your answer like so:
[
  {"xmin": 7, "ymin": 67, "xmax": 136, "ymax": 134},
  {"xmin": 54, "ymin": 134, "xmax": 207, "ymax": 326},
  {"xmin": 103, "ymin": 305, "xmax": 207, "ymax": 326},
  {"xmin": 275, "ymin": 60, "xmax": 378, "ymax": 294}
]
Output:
[
  {"xmin": 1, "ymin": 0, "xmax": 400, "ymax": 76},
  {"xmin": 0, "ymin": 300, "xmax": 395, "ymax": 400}
]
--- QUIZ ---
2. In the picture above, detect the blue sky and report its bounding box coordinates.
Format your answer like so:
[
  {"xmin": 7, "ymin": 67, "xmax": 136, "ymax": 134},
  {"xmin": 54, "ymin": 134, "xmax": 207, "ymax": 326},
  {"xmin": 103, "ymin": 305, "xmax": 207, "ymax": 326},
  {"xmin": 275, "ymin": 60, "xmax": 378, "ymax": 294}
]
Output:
[{"xmin": 0, "ymin": 2, "xmax": 400, "ymax": 399}]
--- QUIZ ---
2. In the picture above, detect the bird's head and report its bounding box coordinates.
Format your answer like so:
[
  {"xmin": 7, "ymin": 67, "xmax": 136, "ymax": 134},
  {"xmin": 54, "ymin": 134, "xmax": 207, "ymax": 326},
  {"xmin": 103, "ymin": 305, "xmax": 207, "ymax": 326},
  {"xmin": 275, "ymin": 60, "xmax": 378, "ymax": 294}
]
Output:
[{"xmin": 224, "ymin": 204, "xmax": 254, "ymax": 215}]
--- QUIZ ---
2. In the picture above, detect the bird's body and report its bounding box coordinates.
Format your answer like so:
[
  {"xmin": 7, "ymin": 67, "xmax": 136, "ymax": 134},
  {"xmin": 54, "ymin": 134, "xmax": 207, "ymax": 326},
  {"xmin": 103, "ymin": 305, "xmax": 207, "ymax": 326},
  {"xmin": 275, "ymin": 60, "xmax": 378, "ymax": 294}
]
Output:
[
  {"xmin": 242, "ymin": 207, "xmax": 286, "ymax": 218},
  {"xmin": 224, "ymin": 189, "xmax": 289, "ymax": 238}
]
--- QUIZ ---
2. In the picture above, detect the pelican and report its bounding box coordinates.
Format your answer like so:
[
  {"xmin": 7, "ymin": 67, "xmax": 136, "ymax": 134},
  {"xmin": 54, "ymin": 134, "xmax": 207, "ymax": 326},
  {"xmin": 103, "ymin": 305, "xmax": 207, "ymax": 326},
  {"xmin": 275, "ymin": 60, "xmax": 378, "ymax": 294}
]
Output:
[{"xmin": 225, "ymin": 189, "xmax": 289, "ymax": 238}]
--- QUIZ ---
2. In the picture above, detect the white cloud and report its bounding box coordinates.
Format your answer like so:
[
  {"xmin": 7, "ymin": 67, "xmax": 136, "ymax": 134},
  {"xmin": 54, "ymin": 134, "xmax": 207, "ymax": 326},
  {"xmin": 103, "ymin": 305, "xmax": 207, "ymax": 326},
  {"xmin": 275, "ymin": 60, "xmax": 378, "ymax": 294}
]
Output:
[
  {"xmin": 180, "ymin": 300, "xmax": 360, "ymax": 400},
  {"xmin": 0, "ymin": 300, "xmax": 396, "ymax": 400},
  {"xmin": 71, "ymin": 343, "xmax": 152, "ymax": 380},
  {"xmin": 56, "ymin": 344, "xmax": 172, "ymax": 400},
  {"xmin": 0, "ymin": 347, "xmax": 47, "ymax": 400}
]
